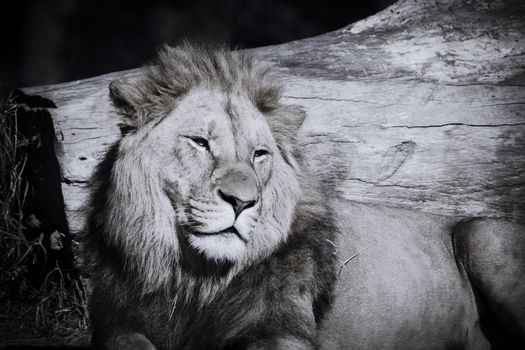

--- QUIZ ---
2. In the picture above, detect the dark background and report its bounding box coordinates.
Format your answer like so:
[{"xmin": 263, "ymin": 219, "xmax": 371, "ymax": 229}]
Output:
[{"xmin": 1, "ymin": 0, "xmax": 395, "ymax": 97}]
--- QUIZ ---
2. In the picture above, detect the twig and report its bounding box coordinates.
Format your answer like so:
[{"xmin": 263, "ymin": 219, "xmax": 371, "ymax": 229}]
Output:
[{"xmin": 338, "ymin": 253, "xmax": 360, "ymax": 277}]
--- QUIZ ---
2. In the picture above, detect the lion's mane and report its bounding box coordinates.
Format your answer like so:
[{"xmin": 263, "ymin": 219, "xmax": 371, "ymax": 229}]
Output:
[{"xmin": 83, "ymin": 43, "xmax": 338, "ymax": 349}]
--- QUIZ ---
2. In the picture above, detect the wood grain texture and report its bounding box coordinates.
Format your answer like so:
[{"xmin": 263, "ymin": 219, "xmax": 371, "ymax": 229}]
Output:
[{"xmin": 24, "ymin": 0, "xmax": 525, "ymax": 233}]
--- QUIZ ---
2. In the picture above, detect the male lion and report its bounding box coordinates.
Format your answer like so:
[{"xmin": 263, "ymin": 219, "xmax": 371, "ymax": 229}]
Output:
[
  {"xmin": 83, "ymin": 43, "xmax": 337, "ymax": 350},
  {"xmin": 84, "ymin": 44, "xmax": 525, "ymax": 350}
]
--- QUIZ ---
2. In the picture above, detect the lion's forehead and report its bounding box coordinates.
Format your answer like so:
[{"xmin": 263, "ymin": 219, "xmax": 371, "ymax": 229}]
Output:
[{"xmin": 163, "ymin": 88, "xmax": 273, "ymax": 151}]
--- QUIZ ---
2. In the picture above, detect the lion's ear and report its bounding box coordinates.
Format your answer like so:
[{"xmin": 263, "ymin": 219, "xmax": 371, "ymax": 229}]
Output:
[
  {"xmin": 109, "ymin": 80, "xmax": 144, "ymax": 132},
  {"xmin": 268, "ymin": 105, "xmax": 306, "ymax": 142},
  {"xmin": 266, "ymin": 105, "xmax": 306, "ymax": 167},
  {"xmin": 283, "ymin": 105, "xmax": 306, "ymax": 132}
]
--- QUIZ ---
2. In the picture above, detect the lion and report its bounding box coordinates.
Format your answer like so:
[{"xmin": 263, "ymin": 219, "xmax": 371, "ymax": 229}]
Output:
[
  {"xmin": 83, "ymin": 43, "xmax": 337, "ymax": 350},
  {"xmin": 83, "ymin": 43, "xmax": 525, "ymax": 350}
]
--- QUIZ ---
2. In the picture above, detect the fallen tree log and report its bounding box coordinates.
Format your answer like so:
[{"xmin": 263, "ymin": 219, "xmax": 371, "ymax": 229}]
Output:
[{"xmin": 24, "ymin": 0, "xmax": 525, "ymax": 236}]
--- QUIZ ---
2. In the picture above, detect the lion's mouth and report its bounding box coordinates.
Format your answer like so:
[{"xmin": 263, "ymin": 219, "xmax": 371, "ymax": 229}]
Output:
[{"xmin": 192, "ymin": 226, "xmax": 248, "ymax": 243}]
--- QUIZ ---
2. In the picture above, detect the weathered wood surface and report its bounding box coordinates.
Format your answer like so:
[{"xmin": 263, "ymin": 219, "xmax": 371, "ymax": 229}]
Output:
[{"xmin": 25, "ymin": 0, "xmax": 525, "ymax": 234}]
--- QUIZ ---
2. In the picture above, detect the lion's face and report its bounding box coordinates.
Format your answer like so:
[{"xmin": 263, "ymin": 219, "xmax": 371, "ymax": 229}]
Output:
[{"xmin": 115, "ymin": 87, "xmax": 301, "ymax": 266}]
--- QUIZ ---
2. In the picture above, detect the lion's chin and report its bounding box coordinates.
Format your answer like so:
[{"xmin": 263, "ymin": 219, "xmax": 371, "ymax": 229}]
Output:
[{"xmin": 184, "ymin": 226, "xmax": 248, "ymax": 263}]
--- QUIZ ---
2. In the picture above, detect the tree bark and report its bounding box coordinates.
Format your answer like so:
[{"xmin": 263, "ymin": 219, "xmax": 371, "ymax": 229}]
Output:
[{"xmin": 24, "ymin": 0, "xmax": 525, "ymax": 234}]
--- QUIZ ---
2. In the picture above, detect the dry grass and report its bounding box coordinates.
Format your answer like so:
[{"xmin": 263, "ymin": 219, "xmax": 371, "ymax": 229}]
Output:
[
  {"xmin": 0, "ymin": 95, "xmax": 33, "ymax": 300},
  {"xmin": 0, "ymin": 94, "xmax": 89, "ymax": 345}
]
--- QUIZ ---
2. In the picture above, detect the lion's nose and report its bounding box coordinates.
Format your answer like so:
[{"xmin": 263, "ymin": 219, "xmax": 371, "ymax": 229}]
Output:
[
  {"xmin": 218, "ymin": 190, "xmax": 256, "ymax": 218},
  {"xmin": 215, "ymin": 164, "xmax": 258, "ymax": 217}
]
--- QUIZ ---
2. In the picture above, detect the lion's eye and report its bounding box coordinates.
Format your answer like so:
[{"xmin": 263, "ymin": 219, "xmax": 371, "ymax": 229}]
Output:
[
  {"xmin": 188, "ymin": 136, "xmax": 210, "ymax": 151},
  {"xmin": 253, "ymin": 149, "xmax": 269, "ymax": 160}
]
